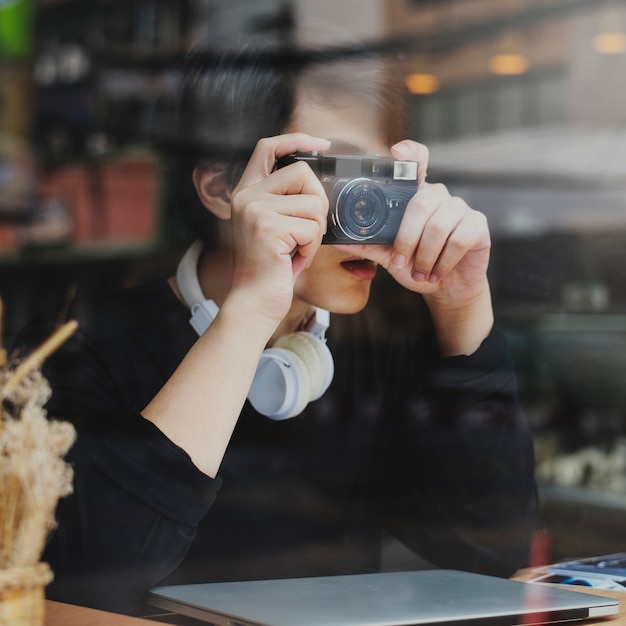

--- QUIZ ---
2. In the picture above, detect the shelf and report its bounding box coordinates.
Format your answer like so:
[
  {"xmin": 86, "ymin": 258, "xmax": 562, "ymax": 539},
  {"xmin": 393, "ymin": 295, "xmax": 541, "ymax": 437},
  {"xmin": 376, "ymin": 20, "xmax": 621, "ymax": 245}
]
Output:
[
  {"xmin": 539, "ymin": 482, "xmax": 626, "ymax": 561},
  {"xmin": 541, "ymin": 483, "xmax": 626, "ymax": 513}
]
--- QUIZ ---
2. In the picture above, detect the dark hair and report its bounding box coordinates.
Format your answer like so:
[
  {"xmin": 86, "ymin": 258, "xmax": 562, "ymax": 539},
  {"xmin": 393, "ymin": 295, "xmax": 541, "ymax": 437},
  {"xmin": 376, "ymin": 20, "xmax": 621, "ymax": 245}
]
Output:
[
  {"xmin": 157, "ymin": 38, "xmax": 408, "ymax": 246},
  {"xmin": 157, "ymin": 41, "xmax": 297, "ymax": 246}
]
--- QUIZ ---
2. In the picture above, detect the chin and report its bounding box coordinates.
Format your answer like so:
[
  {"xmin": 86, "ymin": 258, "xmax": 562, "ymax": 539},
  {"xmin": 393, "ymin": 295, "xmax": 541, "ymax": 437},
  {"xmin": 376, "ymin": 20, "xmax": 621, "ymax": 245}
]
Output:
[
  {"xmin": 329, "ymin": 299, "xmax": 369, "ymax": 315},
  {"xmin": 313, "ymin": 286, "xmax": 372, "ymax": 315},
  {"xmin": 295, "ymin": 265, "xmax": 374, "ymax": 314}
]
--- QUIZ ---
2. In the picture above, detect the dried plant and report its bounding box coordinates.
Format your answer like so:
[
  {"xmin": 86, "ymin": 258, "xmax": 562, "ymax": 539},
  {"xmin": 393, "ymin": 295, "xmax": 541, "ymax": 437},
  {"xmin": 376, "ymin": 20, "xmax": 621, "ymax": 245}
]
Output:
[{"xmin": 0, "ymin": 299, "xmax": 77, "ymax": 570}]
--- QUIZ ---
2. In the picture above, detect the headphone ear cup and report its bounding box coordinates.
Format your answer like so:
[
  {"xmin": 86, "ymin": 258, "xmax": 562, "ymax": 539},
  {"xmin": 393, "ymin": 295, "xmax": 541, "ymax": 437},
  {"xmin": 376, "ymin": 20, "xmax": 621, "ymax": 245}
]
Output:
[
  {"xmin": 247, "ymin": 346, "xmax": 312, "ymax": 421},
  {"xmin": 274, "ymin": 331, "xmax": 334, "ymax": 401},
  {"xmin": 247, "ymin": 331, "xmax": 335, "ymax": 421},
  {"xmin": 176, "ymin": 243, "xmax": 335, "ymax": 420}
]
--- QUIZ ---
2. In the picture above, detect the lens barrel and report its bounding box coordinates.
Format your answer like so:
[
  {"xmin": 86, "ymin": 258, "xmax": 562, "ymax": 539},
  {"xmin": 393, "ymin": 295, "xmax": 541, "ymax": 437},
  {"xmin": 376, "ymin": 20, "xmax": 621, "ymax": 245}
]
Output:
[{"xmin": 335, "ymin": 179, "xmax": 387, "ymax": 241}]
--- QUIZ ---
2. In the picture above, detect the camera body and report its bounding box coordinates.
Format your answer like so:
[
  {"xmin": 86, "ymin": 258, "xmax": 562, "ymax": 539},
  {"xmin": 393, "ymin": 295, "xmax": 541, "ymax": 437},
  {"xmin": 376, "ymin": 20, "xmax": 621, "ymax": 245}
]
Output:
[{"xmin": 276, "ymin": 152, "xmax": 418, "ymax": 244}]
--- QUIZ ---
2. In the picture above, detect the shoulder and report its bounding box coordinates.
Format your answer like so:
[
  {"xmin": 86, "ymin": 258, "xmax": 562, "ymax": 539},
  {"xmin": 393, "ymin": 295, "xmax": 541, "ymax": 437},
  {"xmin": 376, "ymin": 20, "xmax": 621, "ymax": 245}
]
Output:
[
  {"xmin": 54, "ymin": 280, "xmax": 191, "ymax": 348},
  {"xmin": 13, "ymin": 279, "xmax": 195, "ymax": 379},
  {"xmin": 12, "ymin": 280, "xmax": 196, "ymax": 421}
]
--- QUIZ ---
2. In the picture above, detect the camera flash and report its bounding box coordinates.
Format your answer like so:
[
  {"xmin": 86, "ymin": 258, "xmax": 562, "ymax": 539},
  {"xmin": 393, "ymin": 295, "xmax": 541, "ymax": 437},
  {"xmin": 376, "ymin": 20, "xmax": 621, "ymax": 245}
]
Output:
[{"xmin": 394, "ymin": 161, "xmax": 418, "ymax": 180}]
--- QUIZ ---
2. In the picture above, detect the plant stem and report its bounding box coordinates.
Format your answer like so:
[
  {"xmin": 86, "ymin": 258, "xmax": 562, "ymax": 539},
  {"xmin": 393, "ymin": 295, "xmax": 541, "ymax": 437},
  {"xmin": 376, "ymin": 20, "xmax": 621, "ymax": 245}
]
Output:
[{"xmin": 2, "ymin": 320, "xmax": 78, "ymax": 399}]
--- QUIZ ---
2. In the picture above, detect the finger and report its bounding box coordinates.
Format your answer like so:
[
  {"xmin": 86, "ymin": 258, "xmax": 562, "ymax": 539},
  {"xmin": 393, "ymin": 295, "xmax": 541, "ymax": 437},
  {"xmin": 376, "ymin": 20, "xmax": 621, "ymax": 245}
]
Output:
[
  {"xmin": 390, "ymin": 182, "xmax": 448, "ymax": 269},
  {"xmin": 262, "ymin": 161, "xmax": 328, "ymax": 209},
  {"xmin": 237, "ymin": 134, "xmax": 331, "ymax": 189},
  {"xmin": 412, "ymin": 196, "xmax": 467, "ymax": 281},
  {"xmin": 276, "ymin": 213, "xmax": 325, "ymax": 274},
  {"xmin": 429, "ymin": 210, "xmax": 490, "ymax": 281},
  {"xmin": 390, "ymin": 140, "xmax": 429, "ymax": 188},
  {"xmin": 233, "ymin": 193, "xmax": 327, "ymax": 253},
  {"xmin": 234, "ymin": 187, "xmax": 328, "ymax": 238},
  {"xmin": 235, "ymin": 162, "xmax": 328, "ymax": 214},
  {"xmin": 273, "ymin": 192, "xmax": 328, "ymax": 237}
]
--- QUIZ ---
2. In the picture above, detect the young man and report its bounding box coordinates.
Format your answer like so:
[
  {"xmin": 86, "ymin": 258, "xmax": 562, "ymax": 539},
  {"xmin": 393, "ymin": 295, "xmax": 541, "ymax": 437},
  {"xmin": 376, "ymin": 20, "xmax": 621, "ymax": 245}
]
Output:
[{"xmin": 16, "ymin": 42, "xmax": 537, "ymax": 614}]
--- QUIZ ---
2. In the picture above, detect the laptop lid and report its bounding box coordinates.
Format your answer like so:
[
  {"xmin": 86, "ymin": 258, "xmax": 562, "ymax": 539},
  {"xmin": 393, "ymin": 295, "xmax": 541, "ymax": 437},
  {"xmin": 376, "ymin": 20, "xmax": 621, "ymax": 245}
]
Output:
[{"xmin": 147, "ymin": 569, "xmax": 619, "ymax": 626}]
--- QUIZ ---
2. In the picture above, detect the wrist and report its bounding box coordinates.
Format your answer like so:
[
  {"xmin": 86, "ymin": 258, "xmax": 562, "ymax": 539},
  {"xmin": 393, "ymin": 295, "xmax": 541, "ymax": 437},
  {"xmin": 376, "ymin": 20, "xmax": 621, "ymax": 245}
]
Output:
[
  {"xmin": 425, "ymin": 282, "xmax": 494, "ymax": 357},
  {"xmin": 218, "ymin": 290, "xmax": 282, "ymax": 345}
]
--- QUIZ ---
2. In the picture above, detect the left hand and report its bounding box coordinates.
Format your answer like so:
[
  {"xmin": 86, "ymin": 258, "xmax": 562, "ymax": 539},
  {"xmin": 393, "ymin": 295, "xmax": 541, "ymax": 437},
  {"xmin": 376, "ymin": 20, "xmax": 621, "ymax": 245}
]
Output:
[
  {"xmin": 336, "ymin": 139, "xmax": 491, "ymax": 310},
  {"xmin": 335, "ymin": 139, "xmax": 493, "ymax": 355}
]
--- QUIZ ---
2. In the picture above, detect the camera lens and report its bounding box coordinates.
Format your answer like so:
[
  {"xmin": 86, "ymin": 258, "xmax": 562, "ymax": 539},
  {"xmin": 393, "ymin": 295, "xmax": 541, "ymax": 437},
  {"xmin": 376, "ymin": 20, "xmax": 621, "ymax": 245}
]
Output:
[{"xmin": 335, "ymin": 180, "xmax": 387, "ymax": 241}]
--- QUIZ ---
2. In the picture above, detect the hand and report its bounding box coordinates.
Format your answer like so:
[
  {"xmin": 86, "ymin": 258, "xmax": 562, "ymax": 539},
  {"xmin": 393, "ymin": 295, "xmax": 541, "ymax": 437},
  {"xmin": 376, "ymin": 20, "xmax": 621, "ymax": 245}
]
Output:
[
  {"xmin": 337, "ymin": 140, "xmax": 490, "ymax": 305},
  {"xmin": 336, "ymin": 139, "xmax": 493, "ymax": 354},
  {"xmin": 227, "ymin": 133, "xmax": 331, "ymax": 326}
]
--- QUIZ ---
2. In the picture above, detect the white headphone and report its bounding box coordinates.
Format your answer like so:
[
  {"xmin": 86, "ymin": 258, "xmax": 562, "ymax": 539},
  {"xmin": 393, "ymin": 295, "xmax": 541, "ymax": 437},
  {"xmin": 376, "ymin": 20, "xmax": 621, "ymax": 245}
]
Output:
[{"xmin": 176, "ymin": 241, "xmax": 335, "ymax": 420}]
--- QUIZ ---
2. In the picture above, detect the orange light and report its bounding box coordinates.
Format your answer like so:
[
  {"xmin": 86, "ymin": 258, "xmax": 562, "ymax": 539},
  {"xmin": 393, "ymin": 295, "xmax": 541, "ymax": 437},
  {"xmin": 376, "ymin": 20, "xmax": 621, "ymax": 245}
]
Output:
[
  {"xmin": 592, "ymin": 32, "xmax": 626, "ymax": 54},
  {"xmin": 404, "ymin": 73, "xmax": 440, "ymax": 95},
  {"xmin": 489, "ymin": 53, "xmax": 529, "ymax": 76}
]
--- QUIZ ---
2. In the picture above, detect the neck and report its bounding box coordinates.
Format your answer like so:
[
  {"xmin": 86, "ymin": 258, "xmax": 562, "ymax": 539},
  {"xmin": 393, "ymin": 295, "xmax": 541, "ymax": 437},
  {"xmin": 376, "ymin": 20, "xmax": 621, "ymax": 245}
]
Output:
[
  {"xmin": 197, "ymin": 246, "xmax": 233, "ymax": 308},
  {"xmin": 269, "ymin": 300, "xmax": 316, "ymax": 346}
]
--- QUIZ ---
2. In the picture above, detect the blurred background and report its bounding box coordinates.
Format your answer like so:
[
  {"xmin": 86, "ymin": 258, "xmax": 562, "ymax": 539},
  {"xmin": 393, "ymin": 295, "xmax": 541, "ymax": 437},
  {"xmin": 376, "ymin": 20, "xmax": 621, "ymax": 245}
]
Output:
[{"xmin": 2, "ymin": 0, "xmax": 626, "ymax": 564}]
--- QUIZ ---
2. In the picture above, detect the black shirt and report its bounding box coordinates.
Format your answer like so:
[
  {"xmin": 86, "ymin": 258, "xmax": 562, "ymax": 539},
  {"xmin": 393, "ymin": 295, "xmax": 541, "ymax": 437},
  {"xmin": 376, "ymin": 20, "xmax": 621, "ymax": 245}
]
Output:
[{"xmin": 15, "ymin": 280, "xmax": 537, "ymax": 614}]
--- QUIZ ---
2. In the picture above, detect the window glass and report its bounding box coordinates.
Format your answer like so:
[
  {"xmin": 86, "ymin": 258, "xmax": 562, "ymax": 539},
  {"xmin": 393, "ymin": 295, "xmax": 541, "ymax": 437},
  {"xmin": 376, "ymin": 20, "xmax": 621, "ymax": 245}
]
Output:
[{"xmin": 3, "ymin": 1, "xmax": 626, "ymax": 614}]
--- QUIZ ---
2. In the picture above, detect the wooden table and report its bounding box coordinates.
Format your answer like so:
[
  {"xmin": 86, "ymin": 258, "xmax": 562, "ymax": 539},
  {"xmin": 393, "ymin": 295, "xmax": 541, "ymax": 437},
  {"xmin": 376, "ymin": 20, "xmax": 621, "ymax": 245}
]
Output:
[
  {"xmin": 513, "ymin": 570, "xmax": 625, "ymax": 626},
  {"xmin": 44, "ymin": 600, "xmax": 167, "ymax": 625},
  {"xmin": 44, "ymin": 599, "xmax": 209, "ymax": 625}
]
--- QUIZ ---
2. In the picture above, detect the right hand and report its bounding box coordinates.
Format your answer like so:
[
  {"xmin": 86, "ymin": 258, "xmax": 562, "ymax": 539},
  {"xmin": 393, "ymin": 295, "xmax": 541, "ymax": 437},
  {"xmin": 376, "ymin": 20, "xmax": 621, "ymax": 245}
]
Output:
[{"xmin": 227, "ymin": 133, "xmax": 331, "ymax": 327}]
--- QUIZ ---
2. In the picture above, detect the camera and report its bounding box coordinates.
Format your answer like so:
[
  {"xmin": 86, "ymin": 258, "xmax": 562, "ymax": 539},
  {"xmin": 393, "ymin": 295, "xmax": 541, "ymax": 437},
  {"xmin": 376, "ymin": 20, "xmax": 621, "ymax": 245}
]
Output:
[{"xmin": 276, "ymin": 152, "xmax": 418, "ymax": 244}]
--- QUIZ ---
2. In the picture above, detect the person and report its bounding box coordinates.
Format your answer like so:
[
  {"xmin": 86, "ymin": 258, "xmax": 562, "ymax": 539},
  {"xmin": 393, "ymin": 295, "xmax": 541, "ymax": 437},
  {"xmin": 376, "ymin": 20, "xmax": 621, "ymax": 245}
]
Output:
[{"xmin": 14, "ymin": 36, "xmax": 538, "ymax": 615}]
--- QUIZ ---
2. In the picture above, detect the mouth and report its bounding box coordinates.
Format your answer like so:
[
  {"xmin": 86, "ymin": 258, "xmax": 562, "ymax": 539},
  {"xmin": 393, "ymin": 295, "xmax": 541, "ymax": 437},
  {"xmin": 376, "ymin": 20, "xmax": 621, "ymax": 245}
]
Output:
[{"xmin": 340, "ymin": 258, "xmax": 378, "ymax": 280}]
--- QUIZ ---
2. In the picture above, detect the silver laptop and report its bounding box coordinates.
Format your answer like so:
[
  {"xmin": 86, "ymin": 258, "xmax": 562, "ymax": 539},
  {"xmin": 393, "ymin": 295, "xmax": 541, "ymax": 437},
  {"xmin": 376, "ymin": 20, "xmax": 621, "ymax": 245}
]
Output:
[{"xmin": 147, "ymin": 569, "xmax": 619, "ymax": 626}]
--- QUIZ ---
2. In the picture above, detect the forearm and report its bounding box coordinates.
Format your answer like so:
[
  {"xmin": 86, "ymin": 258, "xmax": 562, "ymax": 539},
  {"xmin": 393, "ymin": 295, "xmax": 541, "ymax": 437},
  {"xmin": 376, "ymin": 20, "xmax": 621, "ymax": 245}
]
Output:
[
  {"xmin": 384, "ymin": 324, "xmax": 537, "ymax": 574},
  {"xmin": 142, "ymin": 294, "xmax": 276, "ymax": 478},
  {"xmin": 40, "ymin": 410, "xmax": 219, "ymax": 614},
  {"xmin": 424, "ymin": 278, "xmax": 494, "ymax": 357}
]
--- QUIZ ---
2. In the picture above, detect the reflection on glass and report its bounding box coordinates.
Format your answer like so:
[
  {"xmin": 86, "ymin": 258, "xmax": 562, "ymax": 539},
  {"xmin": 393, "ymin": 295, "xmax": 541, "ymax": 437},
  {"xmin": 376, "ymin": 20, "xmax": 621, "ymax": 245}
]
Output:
[{"xmin": 2, "ymin": 1, "xmax": 626, "ymax": 613}]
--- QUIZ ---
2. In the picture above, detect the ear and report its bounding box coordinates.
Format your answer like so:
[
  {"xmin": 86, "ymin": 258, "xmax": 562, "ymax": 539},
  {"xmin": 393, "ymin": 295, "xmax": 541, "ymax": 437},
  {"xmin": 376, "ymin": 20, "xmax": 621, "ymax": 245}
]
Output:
[{"xmin": 192, "ymin": 163, "xmax": 232, "ymax": 220}]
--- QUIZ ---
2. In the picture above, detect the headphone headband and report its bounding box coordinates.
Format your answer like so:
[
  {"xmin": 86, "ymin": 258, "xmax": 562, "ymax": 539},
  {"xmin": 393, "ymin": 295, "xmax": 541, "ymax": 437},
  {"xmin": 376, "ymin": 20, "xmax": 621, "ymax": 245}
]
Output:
[{"xmin": 176, "ymin": 240, "xmax": 206, "ymax": 307}]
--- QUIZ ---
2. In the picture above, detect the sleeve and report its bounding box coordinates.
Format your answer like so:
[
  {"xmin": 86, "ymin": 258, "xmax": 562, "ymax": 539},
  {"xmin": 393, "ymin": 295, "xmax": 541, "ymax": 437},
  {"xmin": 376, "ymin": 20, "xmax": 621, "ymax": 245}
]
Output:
[
  {"xmin": 379, "ymin": 324, "xmax": 538, "ymax": 577},
  {"xmin": 13, "ymin": 321, "xmax": 221, "ymax": 615}
]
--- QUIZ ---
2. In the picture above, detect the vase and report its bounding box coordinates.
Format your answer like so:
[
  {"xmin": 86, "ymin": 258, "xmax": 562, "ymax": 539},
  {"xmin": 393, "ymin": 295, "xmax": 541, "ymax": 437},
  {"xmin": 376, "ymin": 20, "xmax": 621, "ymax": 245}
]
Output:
[{"xmin": 0, "ymin": 563, "xmax": 53, "ymax": 626}]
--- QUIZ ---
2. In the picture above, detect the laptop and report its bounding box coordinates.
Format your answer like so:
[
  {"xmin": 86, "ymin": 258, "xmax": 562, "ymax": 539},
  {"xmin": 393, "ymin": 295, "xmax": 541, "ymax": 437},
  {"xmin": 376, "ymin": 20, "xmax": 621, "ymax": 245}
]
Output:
[{"xmin": 147, "ymin": 569, "xmax": 619, "ymax": 626}]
